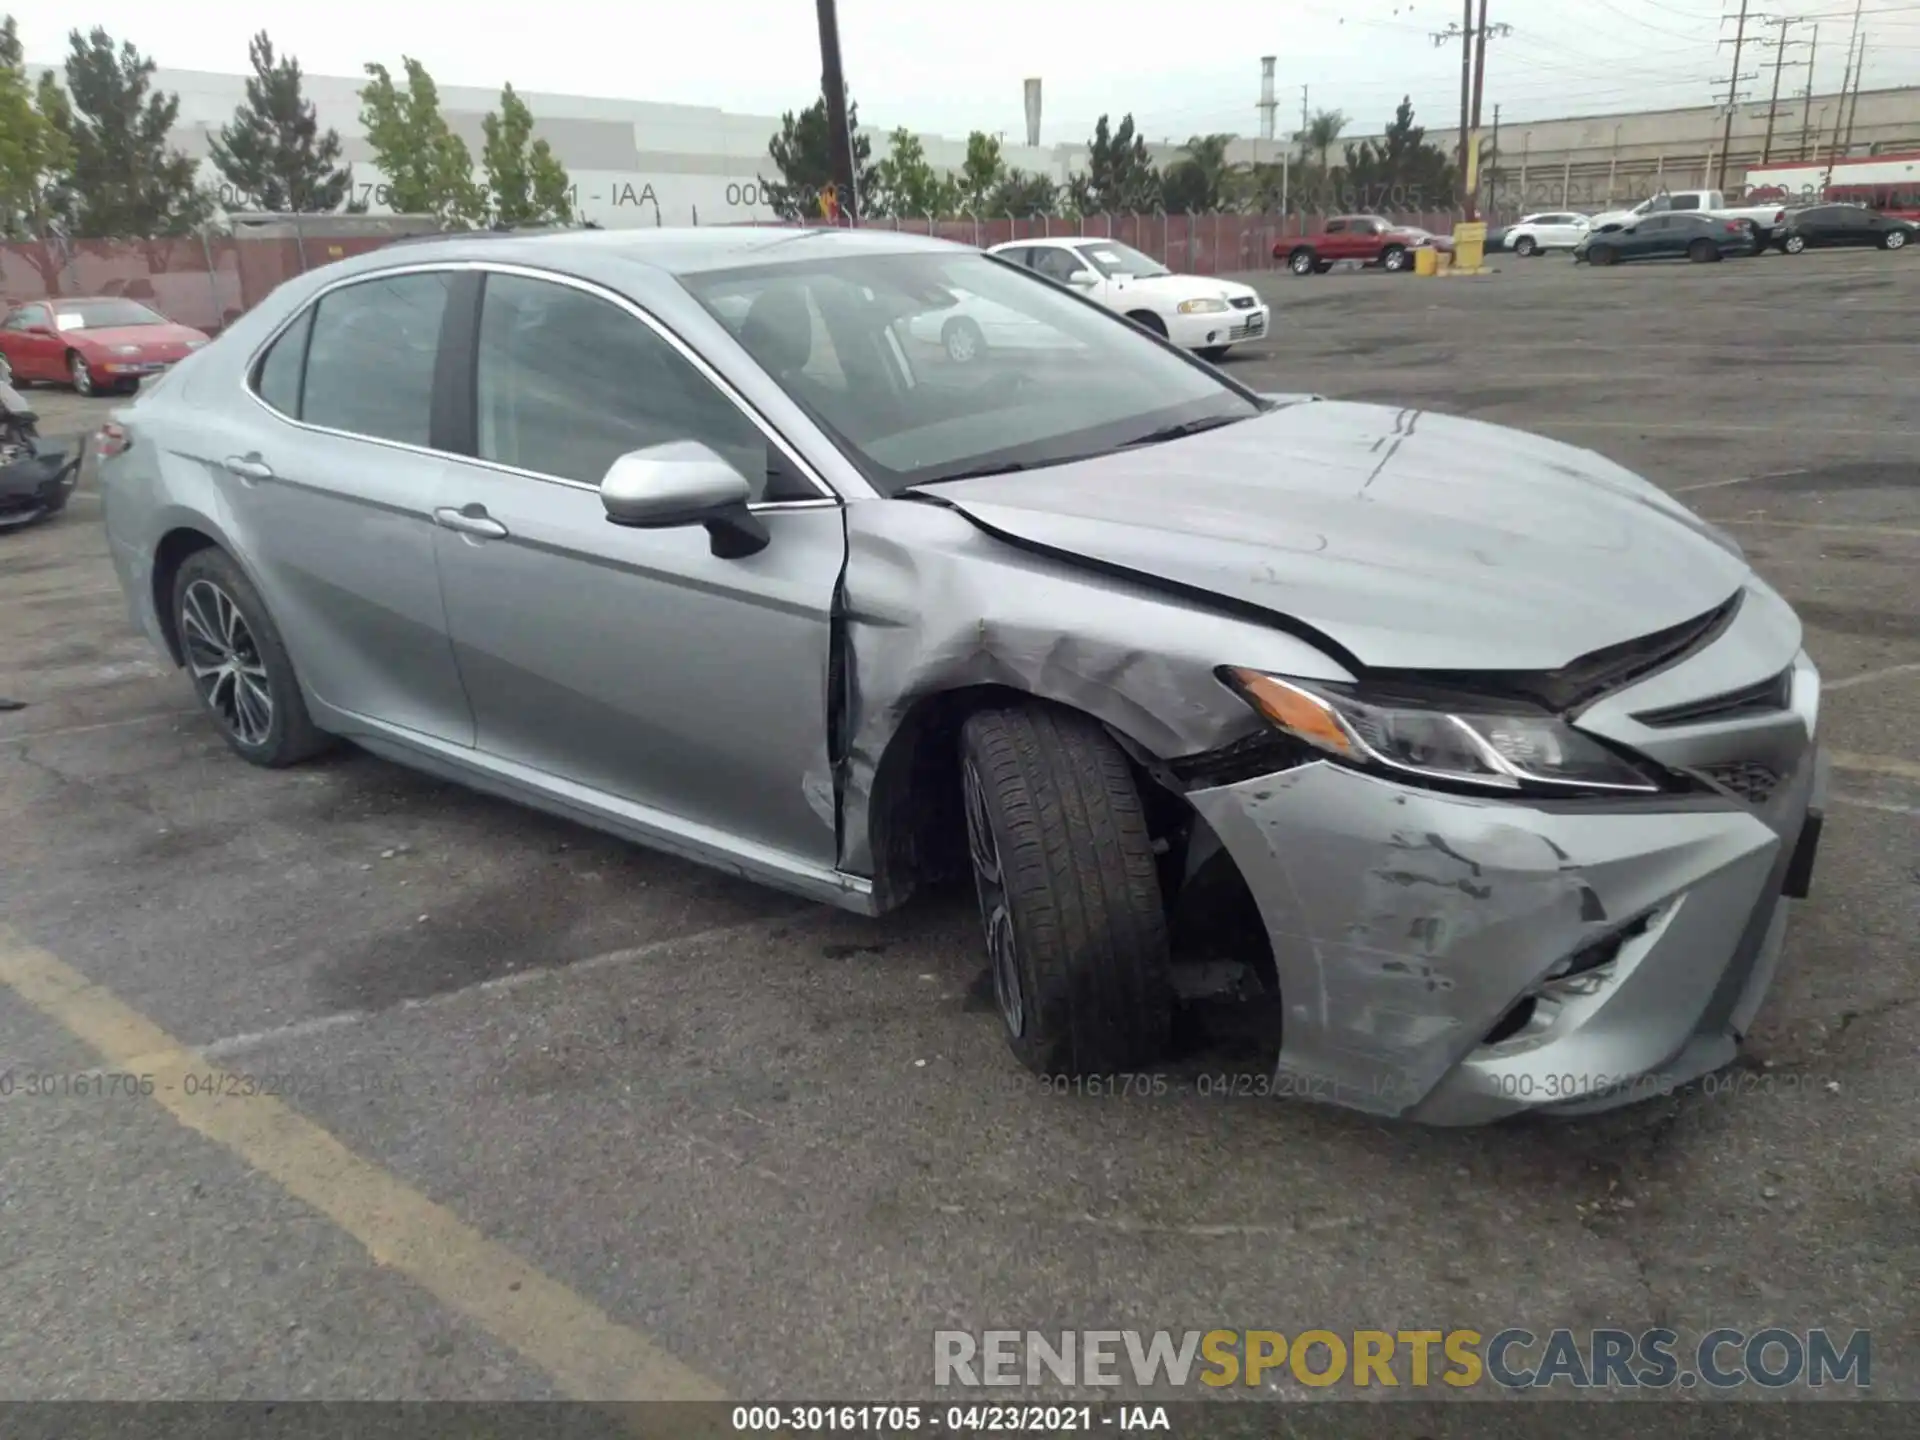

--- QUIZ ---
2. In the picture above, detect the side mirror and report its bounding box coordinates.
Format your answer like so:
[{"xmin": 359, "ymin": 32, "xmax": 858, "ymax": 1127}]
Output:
[
  {"xmin": 1066, "ymin": 269, "xmax": 1099, "ymax": 287},
  {"xmin": 600, "ymin": 440, "xmax": 769, "ymax": 558}
]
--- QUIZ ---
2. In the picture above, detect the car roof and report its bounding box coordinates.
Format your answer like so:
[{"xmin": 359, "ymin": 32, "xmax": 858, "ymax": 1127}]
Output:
[
  {"xmin": 989, "ymin": 237, "xmax": 1099, "ymax": 249},
  {"xmin": 350, "ymin": 225, "xmax": 971, "ymax": 279}
]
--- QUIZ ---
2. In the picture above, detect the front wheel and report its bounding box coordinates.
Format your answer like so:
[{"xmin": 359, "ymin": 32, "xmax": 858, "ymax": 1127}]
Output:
[
  {"xmin": 173, "ymin": 549, "xmax": 333, "ymax": 768},
  {"xmin": 1783, "ymin": 233, "xmax": 1807, "ymax": 255},
  {"xmin": 959, "ymin": 705, "xmax": 1173, "ymax": 1076},
  {"xmin": 1127, "ymin": 310, "xmax": 1168, "ymax": 338},
  {"xmin": 1687, "ymin": 238, "xmax": 1719, "ymax": 264},
  {"xmin": 1883, "ymin": 229, "xmax": 1909, "ymax": 250},
  {"xmin": 1588, "ymin": 245, "xmax": 1617, "ymax": 267},
  {"xmin": 1380, "ymin": 245, "xmax": 1409, "ymax": 272},
  {"xmin": 941, "ymin": 316, "xmax": 985, "ymax": 364},
  {"xmin": 1196, "ymin": 344, "xmax": 1231, "ymax": 362},
  {"xmin": 1513, "ymin": 235, "xmax": 1538, "ymax": 257},
  {"xmin": 1288, "ymin": 247, "xmax": 1318, "ymax": 276},
  {"xmin": 68, "ymin": 351, "xmax": 94, "ymax": 397}
]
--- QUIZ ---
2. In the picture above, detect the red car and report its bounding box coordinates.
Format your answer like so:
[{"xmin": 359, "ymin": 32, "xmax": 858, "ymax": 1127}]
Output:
[
  {"xmin": 0, "ymin": 296, "xmax": 210, "ymax": 397},
  {"xmin": 1276, "ymin": 215, "xmax": 1451, "ymax": 276}
]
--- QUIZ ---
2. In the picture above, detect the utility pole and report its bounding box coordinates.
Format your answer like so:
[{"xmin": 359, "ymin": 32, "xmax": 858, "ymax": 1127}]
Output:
[
  {"xmin": 1489, "ymin": 103, "xmax": 1502, "ymax": 216},
  {"xmin": 1758, "ymin": 18, "xmax": 1812, "ymax": 167},
  {"xmin": 1432, "ymin": 4, "xmax": 1511, "ymax": 218},
  {"xmin": 815, "ymin": 0, "xmax": 858, "ymax": 223},
  {"xmin": 1300, "ymin": 86, "xmax": 1310, "ymax": 143},
  {"xmin": 1830, "ymin": 30, "xmax": 1857, "ymax": 164},
  {"xmin": 1843, "ymin": 37, "xmax": 1867, "ymax": 152},
  {"xmin": 1797, "ymin": 23, "xmax": 1819, "ymax": 160},
  {"xmin": 1716, "ymin": 0, "xmax": 1753, "ymax": 192},
  {"xmin": 1833, "ymin": 0, "xmax": 1865, "ymax": 162},
  {"xmin": 1458, "ymin": 0, "xmax": 1474, "ymax": 212}
]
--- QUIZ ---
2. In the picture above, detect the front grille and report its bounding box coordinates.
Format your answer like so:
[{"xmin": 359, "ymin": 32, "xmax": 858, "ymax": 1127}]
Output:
[
  {"xmin": 1700, "ymin": 761, "xmax": 1781, "ymax": 805},
  {"xmin": 1229, "ymin": 296, "xmax": 1256, "ymax": 310},
  {"xmin": 1230, "ymin": 315, "xmax": 1266, "ymax": 339},
  {"xmin": 1635, "ymin": 667, "xmax": 1793, "ymax": 728}
]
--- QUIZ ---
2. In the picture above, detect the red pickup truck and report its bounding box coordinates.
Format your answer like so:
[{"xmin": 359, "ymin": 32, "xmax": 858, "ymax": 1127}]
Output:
[{"xmin": 1276, "ymin": 215, "xmax": 1449, "ymax": 276}]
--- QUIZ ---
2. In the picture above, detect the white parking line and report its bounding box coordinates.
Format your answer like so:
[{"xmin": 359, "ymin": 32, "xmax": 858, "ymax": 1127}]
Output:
[
  {"xmin": 1832, "ymin": 795, "xmax": 1920, "ymax": 818},
  {"xmin": 1674, "ymin": 469, "xmax": 1810, "ymax": 495},
  {"xmin": 0, "ymin": 709, "xmax": 199, "ymax": 742},
  {"xmin": 1827, "ymin": 662, "xmax": 1920, "ymax": 693}
]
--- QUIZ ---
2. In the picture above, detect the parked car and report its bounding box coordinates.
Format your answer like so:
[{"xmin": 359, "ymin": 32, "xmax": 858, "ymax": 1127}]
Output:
[
  {"xmin": 1588, "ymin": 189, "xmax": 1790, "ymax": 250},
  {"xmin": 1276, "ymin": 215, "xmax": 1444, "ymax": 275},
  {"xmin": 0, "ymin": 296, "xmax": 210, "ymax": 397},
  {"xmin": 1500, "ymin": 212, "xmax": 1592, "ymax": 256},
  {"xmin": 984, "ymin": 238, "xmax": 1268, "ymax": 361},
  {"xmin": 0, "ymin": 351, "xmax": 82, "ymax": 531},
  {"xmin": 902, "ymin": 286, "xmax": 1087, "ymax": 363},
  {"xmin": 1576, "ymin": 213, "xmax": 1761, "ymax": 265},
  {"xmin": 96, "ymin": 227, "xmax": 1825, "ymax": 1126},
  {"xmin": 1774, "ymin": 203, "xmax": 1917, "ymax": 253}
]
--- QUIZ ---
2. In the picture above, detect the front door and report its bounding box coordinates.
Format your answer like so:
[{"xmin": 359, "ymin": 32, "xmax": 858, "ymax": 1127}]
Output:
[
  {"xmin": 212, "ymin": 268, "xmax": 476, "ymax": 744},
  {"xmin": 4, "ymin": 304, "xmax": 63, "ymax": 382},
  {"xmin": 429, "ymin": 269, "xmax": 846, "ymax": 868}
]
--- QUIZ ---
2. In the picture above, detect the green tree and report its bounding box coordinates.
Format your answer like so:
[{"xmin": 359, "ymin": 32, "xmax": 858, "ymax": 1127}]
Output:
[
  {"xmin": 57, "ymin": 27, "xmax": 212, "ymax": 238},
  {"xmin": 0, "ymin": 17, "xmax": 70, "ymax": 238},
  {"xmin": 1067, "ymin": 113, "xmax": 1159, "ymax": 214},
  {"xmin": 1302, "ymin": 108, "xmax": 1348, "ymax": 173},
  {"xmin": 984, "ymin": 168, "xmax": 1058, "ymax": 217},
  {"xmin": 1160, "ymin": 132, "xmax": 1234, "ymax": 214},
  {"xmin": 1341, "ymin": 97, "xmax": 1456, "ymax": 212},
  {"xmin": 957, "ymin": 130, "xmax": 1004, "ymax": 211},
  {"xmin": 871, "ymin": 127, "xmax": 958, "ymax": 218},
  {"xmin": 764, "ymin": 92, "xmax": 875, "ymax": 220},
  {"xmin": 208, "ymin": 32, "xmax": 352, "ymax": 212},
  {"xmin": 481, "ymin": 83, "xmax": 574, "ymax": 226},
  {"xmin": 358, "ymin": 57, "xmax": 485, "ymax": 227}
]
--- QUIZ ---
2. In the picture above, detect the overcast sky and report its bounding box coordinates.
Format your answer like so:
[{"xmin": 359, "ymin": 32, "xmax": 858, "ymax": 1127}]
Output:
[{"xmin": 10, "ymin": 0, "xmax": 1920, "ymax": 141}]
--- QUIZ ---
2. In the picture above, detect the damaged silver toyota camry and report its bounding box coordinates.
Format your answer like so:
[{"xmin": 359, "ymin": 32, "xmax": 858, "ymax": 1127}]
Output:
[{"xmin": 97, "ymin": 228, "xmax": 1825, "ymax": 1125}]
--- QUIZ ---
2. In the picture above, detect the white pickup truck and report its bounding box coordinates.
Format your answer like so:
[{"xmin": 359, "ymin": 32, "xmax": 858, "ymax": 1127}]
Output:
[{"xmin": 1589, "ymin": 189, "xmax": 1790, "ymax": 249}]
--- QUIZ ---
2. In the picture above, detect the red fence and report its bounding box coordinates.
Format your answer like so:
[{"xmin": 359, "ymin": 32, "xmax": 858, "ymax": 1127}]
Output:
[{"xmin": 2, "ymin": 209, "xmax": 1465, "ymax": 333}]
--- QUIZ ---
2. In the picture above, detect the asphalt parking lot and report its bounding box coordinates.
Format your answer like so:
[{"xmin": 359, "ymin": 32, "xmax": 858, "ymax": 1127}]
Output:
[{"xmin": 2, "ymin": 247, "xmax": 1916, "ymax": 1416}]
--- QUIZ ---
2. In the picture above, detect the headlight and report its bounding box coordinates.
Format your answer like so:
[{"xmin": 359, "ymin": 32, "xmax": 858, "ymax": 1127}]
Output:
[
  {"xmin": 1222, "ymin": 668, "xmax": 1662, "ymax": 795},
  {"xmin": 186, "ymin": 339, "xmax": 208, "ymax": 350},
  {"xmin": 113, "ymin": 344, "xmax": 142, "ymax": 356},
  {"xmin": 1177, "ymin": 298, "xmax": 1229, "ymax": 314}
]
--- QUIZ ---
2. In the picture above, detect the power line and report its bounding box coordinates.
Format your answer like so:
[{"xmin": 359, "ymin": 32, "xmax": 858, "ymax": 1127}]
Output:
[
  {"xmin": 1756, "ymin": 17, "xmax": 1816, "ymax": 163},
  {"xmin": 1715, "ymin": 0, "xmax": 1755, "ymax": 189}
]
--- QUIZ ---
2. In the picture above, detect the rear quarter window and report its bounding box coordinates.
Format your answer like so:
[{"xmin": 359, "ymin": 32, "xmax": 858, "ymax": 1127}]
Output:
[{"xmin": 252, "ymin": 307, "xmax": 314, "ymax": 418}]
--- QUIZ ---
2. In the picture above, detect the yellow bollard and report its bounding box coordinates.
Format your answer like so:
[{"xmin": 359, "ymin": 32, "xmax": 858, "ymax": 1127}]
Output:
[
  {"xmin": 1451, "ymin": 221, "xmax": 1488, "ymax": 275},
  {"xmin": 1414, "ymin": 246, "xmax": 1439, "ymax": 277}
]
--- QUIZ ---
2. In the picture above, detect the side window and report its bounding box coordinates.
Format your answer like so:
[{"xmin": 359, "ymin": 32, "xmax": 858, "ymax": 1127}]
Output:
[
  {"xmin": 8, "ymin": 304, "xmax": 46, "ymax": 329},
  {"xmin": 252, "ymin": 306, "xmax": 314, "ymax": 418},
  {"xmin": 994, "ymin": 247, "xmax": 1033, "ymax": 269},
  {"xmin": 1670, "ymin": 194, "xmax": 1701, "ymax": 212},
  {"xmin": 474, "ymin": 273, "xmax": 796, "ymax": 501},
  {"xmin": 301, "ymin": 271, "xmax": 451, "ymax": 446},
  {"xmin": 1033, "ymin": 247, "xmax": 1083, "ymax": 283},
  {"xmin": 1324, "ymin": 220, "xmax": 1347, "ymax": 234}
]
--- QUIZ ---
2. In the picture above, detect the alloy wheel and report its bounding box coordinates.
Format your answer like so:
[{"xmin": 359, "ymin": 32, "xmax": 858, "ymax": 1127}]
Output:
[
  {"xmin": 181, "ymin": 578, "xmax": 275, "ymax": 747},
  {"xmin": 69, "ymin": 353, "xmax": 93, "ymax": 397},
  {"xmin": 962, "ymin": 756, "xmax": 1024, "ymax": 1040},
  {"xmin": 1515, "ymin": 236, "xmax": 1537, "ymax": 257},
  {"xmin": 1784, "ymin": 235, "xmax": 1806, "ymax": 254},
  {"xmin": 1888, "ymin": 230, "xmax": 1908, "ymax": 250},
  {"xmin": 945, "ymin": 321, "xmax": 980, "ymax": 364}
]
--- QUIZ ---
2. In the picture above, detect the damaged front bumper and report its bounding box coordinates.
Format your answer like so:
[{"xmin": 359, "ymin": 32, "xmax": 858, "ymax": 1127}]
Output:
[
  {"xmin": 1186, "ymin": 735, "xmax": 1824, "ymax": 1127},
  {"xmin": 0, "ymin": 441, "xmax": 82, "ymax": 531}
]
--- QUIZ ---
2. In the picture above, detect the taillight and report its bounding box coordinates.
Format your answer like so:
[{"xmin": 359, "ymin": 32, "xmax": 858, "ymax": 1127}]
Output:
[{"xmin": 95, "ymin": 422, "xmax": 130, "ymax": 458}]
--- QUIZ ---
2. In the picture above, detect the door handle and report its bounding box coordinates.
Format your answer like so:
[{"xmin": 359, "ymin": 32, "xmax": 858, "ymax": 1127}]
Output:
[
  {"xmin": 433, "ymin": 505, "xmax": 509, "ymax": 539},
  {"xmin": 223, "ymin": 455, "xmax": 275, "ymax": 483}
]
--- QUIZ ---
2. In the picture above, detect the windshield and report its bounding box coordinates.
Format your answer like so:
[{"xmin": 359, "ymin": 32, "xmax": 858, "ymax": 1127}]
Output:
[
  {"xmin": 55, "ymin": 299, "xmax": 168, "ymax": 330},
  {"xmin": 1074, "ymin": 242, "xmax": 1172, "ymax": 279},
  {"xmin": 681, "ymin": 251, "xmax": 1261, "ymax": 494}
]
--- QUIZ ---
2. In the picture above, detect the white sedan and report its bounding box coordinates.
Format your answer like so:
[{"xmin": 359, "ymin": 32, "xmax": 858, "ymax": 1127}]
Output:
[{"xmin": 986, "ymin": 238, "xmax": 1269, "ymax": 361}]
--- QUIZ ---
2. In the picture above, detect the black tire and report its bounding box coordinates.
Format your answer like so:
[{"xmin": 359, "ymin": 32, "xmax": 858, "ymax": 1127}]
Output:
[
  {"xmin": 1513, "ymin": 235, "xmax": 1537, "ymax": 257},
  {"xmin": 1380, "ymin": 245, "xmax": 1409, "ymax": 273},
  {"xmin": 1687, "ymin": 238, "xmax": 1719, "ymax": 264},
  {"xmin": 172, "ymin": 548, "xmax": 332, "ymax": 768},
  {"xmin": 1127, "ymin": 310, "xmax": 1167, "ymax": 338},
  {"xmin": 941, "ymin": 316, "xmax": 986, "ymax": 364},
  {"xmin": 1882, "ymin": 229, "xmax": 1909, "ymax": 251},
  {"xmin": 67, "ymin": 350, "xmax": 95, "ymax": 397},
  {"xmin": 959, "ymin": 704, "xmax": 1173, "ymax": 1076},
  {"xmin": 1196, "ymin": 344, "xmax": 1231, "ymax": 362},
  {"xmin": 1287, "ymin": 246, "xmax": 1318, "ymax": 276},
  {"xmin": 1782, "ymin": 233, "xmax": 1807, "ymax": 255},
  {"xmin": 1589, "ymin": 244, "xmax": 1617, "ymax": 267}
]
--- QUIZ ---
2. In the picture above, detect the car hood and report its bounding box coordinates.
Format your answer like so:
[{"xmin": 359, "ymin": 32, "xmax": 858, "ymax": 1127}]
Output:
[
  {"xmin": 73, "ymin": 323, "xmax": 206, "ymax": 351},
  {"xmin": 1118, "ymin": 273, "xmax": 1258, "ymax": 303},
  {"xmin": 915, "ymin": 400, "xmax": 1751, "ymax": 673}
]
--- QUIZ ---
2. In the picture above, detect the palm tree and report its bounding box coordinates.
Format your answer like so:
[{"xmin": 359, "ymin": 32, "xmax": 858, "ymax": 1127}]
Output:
[{"xmin": 1301, "ymin": 109, "xmax": 1349, "ymax": 173}]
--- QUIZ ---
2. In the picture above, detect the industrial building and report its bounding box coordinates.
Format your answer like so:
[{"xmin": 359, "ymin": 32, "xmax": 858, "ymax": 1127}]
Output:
[{"xmin": 23, "ymin": 60, "xmax": 1920, "ymax": 225}]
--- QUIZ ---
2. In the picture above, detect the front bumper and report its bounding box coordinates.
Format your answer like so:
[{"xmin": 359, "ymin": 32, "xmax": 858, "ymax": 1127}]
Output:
[
  {"xmin": 1184, "ymin": 615, "xmax": 1823, "ymax": 1127},
  {"xmin": 0, "ymin": 442, "xmax": 81, "ymax": 530},
  {"xmin": 1168, "ymin": 303, "xmax": 1269, "ymax": 350},
  {"xmin": 1188, "ymin": 748, "xmax": 1822, "ymax": 1125}
]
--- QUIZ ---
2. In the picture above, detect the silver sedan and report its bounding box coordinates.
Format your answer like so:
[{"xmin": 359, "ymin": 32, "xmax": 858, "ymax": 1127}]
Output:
[{"xmin": 95, "ymin": 228, "xmax": 1826, "ymax": 1125}]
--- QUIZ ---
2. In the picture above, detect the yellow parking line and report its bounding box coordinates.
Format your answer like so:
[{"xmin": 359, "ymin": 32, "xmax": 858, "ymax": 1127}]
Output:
[
  {"xmin": 0, "ymin": 928, "xmax": 727, "ymax": 1406},
  {"xmin": 1830, "ymin": 751, "xmax": 1920, "ymax": 784}
]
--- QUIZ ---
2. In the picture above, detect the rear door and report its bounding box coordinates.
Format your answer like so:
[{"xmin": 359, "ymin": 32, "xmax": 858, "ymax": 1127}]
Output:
[
  {"xmin": 428, "ymin": 267, "xmax": 847, "ymax": 869},
  {"xmin": 216, "ymin": 267, "xmax": 476, "ymax": 743}
]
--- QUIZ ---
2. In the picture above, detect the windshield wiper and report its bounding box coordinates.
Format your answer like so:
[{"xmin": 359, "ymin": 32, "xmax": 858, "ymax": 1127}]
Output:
[
  {"xmin": 918, "ymin": 459, "xmax": 1033, "ymax": 485},
  {"xmin": 1119, "ymin": 413, "xmax": 1249, "ymax": 448}
]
